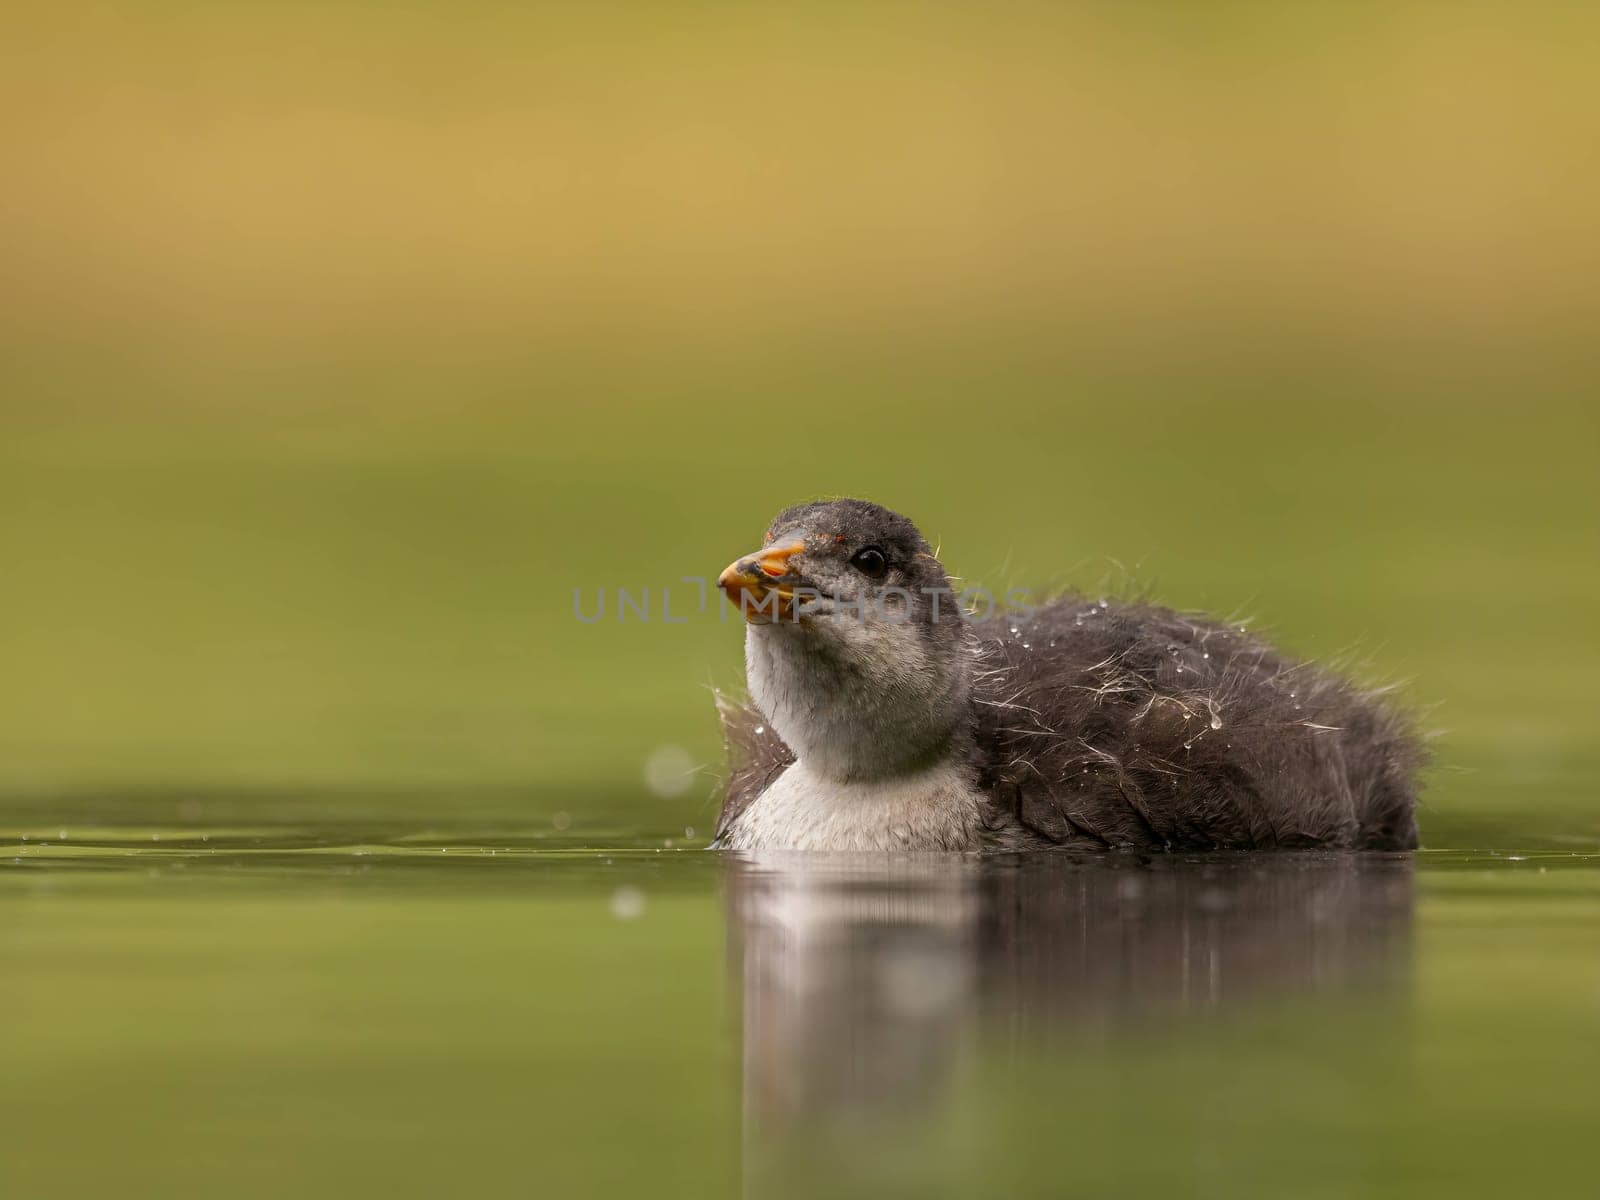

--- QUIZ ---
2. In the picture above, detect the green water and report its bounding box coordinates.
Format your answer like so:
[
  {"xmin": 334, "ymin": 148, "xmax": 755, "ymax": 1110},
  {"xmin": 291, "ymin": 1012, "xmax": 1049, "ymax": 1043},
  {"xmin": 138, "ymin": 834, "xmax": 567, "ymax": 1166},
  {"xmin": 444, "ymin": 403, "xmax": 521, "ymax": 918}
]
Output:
[{"xmin": 4, "ymin": 794, "xmax": 1596, "ymax": 1199}]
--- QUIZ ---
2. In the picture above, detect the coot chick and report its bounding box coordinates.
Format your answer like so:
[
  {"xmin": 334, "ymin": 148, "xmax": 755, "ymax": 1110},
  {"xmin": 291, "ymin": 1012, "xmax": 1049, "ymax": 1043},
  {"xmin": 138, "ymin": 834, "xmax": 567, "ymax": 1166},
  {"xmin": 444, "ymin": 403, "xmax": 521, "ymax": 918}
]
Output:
[{"xmin": 713, "ymin": 498, "xmax": 1423, "ymax": 852}]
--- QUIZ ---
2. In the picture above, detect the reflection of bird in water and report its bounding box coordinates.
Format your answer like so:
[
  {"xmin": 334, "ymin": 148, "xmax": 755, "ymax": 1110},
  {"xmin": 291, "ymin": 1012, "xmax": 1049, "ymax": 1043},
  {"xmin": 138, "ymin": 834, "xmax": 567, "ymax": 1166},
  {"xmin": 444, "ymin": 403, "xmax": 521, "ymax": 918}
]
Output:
[
  {"xmin": 714, "ymin": 499, "xmax": 1425, "ymax": 852},
  {"xmin": 729, "ymin": 854, "xmax": 984, "ymax": 1122},
  {"xmin": 725, "ymin": 852, "xmax": 1414, "ymax": 1125}
]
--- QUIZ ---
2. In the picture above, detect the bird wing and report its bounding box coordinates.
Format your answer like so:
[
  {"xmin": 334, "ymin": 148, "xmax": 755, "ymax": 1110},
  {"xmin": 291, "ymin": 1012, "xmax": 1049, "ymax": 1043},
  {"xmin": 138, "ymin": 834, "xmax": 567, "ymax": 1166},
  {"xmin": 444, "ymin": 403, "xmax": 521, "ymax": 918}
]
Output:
[{"xmin": 713, "ymin": 693, "xmax": 795, "ymax": 841}]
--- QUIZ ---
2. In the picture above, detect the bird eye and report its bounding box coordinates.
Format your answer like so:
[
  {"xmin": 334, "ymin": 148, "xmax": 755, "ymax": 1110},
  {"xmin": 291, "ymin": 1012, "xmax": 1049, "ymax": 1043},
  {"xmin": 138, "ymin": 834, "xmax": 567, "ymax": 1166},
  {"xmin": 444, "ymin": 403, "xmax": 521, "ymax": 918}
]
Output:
[{"xmin": 849, "ymin": 546, "xmax": 889, "ymax": 579}]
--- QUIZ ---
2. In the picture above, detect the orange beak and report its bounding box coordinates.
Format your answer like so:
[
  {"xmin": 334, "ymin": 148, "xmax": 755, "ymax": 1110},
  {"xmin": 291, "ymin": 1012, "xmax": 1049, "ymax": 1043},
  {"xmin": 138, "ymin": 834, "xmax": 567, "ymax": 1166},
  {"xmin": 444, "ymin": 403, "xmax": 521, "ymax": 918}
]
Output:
[{"xmin": 718, "ymin": 541, "xmax": 805, "ymax": 623}]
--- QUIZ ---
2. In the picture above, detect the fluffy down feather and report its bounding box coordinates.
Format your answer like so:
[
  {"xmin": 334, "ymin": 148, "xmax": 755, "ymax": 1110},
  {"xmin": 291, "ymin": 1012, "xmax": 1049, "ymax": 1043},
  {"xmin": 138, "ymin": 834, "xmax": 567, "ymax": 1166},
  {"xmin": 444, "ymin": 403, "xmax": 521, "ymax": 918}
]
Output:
[{"xmin": 718, "ymin": 594, "xmax": 1423, "ymax": 851}]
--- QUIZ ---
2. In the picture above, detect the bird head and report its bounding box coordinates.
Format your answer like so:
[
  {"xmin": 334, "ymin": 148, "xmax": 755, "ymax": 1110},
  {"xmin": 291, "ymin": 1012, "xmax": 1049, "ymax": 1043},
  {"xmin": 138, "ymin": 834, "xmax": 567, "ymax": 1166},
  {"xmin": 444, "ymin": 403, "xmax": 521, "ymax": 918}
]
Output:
[{"xmin": 718, "ymin": 499, "xmax": 974, "ymax": 781}]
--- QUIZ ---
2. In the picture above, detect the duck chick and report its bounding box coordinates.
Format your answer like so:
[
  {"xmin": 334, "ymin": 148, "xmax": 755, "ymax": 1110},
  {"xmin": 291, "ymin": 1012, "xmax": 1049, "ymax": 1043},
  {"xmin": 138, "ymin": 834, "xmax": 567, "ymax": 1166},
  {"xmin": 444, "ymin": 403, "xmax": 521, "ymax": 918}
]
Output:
[{"xmin": 713, "ymin": 498, "xmax": 1424, "ymax": 853}]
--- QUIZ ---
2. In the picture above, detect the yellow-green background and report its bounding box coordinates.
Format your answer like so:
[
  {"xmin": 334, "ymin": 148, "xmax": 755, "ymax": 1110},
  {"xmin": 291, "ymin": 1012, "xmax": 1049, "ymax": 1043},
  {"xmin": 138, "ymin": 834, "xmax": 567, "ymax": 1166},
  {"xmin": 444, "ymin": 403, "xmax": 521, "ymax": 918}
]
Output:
[
  {"xmin": 5, "ymin": 8, "xmax": 1600, "ymax": 1200},
  {"xmin": 4, "ymin": 1, "xmax": 1598, "ymax": 838}
]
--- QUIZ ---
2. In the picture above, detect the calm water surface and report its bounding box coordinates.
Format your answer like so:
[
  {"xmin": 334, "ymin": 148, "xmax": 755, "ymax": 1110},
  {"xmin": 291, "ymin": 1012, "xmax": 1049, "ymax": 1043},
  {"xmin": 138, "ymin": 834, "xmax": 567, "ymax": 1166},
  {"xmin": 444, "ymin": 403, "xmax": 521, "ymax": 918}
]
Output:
[{"xmin": 3, "ymin": 792, "xmax": 1597, "ymax": 1199}]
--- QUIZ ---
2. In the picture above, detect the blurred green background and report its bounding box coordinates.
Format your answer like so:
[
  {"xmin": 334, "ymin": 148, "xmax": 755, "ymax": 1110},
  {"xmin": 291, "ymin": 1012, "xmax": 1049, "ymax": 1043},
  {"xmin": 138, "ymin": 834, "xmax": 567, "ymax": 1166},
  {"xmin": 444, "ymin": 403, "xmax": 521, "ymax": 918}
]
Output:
[
  {"xmin": 3, "ymin": 1, "xmax": 1598, "ymax": 842},
  {"xmin": 4, "ymin": 8, "xmax": 1600, "ymax": 1200}
]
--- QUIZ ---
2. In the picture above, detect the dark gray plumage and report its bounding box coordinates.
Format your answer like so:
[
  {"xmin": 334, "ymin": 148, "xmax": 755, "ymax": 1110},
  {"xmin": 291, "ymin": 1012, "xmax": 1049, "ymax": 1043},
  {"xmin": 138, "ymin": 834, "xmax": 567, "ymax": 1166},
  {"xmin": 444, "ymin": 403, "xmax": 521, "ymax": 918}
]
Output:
[{"xmin": 715, "ymin": 499, "xmax": 1425, "ymax": 852}]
